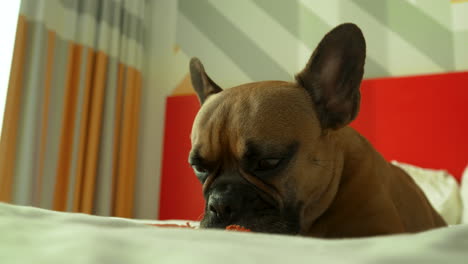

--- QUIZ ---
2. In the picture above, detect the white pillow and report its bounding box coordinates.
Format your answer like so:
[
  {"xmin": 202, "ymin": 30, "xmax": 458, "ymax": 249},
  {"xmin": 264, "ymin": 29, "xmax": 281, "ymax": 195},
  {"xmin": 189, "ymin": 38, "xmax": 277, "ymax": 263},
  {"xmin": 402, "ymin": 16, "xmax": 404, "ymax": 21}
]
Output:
[
  {"xmin": 460, "ymin": 165, "xmax": 468, "ymax": 224},
  {"xmin": 391, "ymin": 161, "xmax": 462, "ymax": 225}
]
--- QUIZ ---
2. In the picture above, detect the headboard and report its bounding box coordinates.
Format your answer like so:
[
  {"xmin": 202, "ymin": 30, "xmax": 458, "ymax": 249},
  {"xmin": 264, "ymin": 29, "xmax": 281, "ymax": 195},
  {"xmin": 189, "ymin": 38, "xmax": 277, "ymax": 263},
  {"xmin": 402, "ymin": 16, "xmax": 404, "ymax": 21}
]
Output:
[{"xmin": 158, "ymin": 71, "xmax": 468, "ymax": 220}]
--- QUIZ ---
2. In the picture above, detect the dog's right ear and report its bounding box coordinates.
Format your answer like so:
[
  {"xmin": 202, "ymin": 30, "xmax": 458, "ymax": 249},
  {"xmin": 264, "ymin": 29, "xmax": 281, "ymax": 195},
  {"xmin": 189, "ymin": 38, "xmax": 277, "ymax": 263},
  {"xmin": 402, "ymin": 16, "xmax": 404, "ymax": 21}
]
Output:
[
  {"xmin": 190, "ymin": 58, "xmax": 223, "ymax": 104},
  {"xmin": 296, "ymin": 23, "xmax": 366, "ymax": 130}
]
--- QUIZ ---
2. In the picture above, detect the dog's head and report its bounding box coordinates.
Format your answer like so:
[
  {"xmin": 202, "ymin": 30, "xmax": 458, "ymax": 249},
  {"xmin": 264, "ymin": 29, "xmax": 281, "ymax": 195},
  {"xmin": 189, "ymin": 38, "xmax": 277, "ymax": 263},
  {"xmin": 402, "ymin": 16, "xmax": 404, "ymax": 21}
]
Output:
[{"xmin": 188, "ymin": 23, "xmax": 366, "ymax": 235}]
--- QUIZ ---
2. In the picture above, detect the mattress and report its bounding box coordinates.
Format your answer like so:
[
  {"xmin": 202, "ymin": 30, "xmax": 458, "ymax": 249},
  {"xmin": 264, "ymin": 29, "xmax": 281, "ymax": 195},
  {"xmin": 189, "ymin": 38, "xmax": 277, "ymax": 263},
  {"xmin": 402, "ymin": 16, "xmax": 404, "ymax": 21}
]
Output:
[{"xmin": 1, "ymin": 202, "xmax": 467, "ymax": 264}]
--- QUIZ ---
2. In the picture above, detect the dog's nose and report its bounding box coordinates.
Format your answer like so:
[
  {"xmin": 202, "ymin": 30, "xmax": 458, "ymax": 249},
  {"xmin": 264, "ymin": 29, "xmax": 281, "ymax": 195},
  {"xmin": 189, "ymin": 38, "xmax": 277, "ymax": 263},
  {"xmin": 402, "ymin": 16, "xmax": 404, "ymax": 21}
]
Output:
[{"xmin": 207, "ymin": 191, "xmax": 241, "ymax": 221}]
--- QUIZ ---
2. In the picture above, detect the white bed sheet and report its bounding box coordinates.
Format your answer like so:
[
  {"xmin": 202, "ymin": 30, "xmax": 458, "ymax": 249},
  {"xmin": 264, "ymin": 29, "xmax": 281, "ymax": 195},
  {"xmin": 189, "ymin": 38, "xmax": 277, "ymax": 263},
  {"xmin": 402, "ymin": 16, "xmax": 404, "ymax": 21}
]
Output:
[
  {"xmin": 392, "ymin": 161, "xmax": 462, "ymax": 225},
  {"xmin": 461, "ymin": 165, "xmax": 468, "ymax": 224},
  {"xmin": 1, "ymin": 202, "xmax": 467, "ymax": 264}
]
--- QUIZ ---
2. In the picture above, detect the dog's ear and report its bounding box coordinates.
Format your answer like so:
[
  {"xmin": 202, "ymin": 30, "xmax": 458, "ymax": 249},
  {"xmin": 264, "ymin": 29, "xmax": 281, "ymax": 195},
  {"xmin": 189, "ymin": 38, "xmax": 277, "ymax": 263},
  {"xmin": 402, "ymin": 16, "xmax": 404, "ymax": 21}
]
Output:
[
  {"xmin": 296, "ymin": 23, "xmax": 366, "ymax": 130},
  {"xmin": 190, "ymin": 58, "xmax": 223, "ymax": 104}
]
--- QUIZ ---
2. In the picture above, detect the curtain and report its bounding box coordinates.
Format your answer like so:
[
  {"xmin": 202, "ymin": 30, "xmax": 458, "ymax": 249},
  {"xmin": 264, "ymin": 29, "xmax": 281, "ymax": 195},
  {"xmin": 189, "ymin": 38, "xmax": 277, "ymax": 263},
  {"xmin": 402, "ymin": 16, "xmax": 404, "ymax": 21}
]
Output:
[{"xmin": 0, "ymin": 0, "xmax": 145, "ymax": 218}]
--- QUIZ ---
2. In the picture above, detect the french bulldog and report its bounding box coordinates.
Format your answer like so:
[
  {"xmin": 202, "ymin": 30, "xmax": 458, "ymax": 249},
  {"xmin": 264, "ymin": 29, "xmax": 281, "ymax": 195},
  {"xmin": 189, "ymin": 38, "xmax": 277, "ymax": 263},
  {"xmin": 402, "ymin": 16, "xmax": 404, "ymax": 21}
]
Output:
[{"xmin": 188, "ymin": 23, "xmax": 447, "ymax": 238}]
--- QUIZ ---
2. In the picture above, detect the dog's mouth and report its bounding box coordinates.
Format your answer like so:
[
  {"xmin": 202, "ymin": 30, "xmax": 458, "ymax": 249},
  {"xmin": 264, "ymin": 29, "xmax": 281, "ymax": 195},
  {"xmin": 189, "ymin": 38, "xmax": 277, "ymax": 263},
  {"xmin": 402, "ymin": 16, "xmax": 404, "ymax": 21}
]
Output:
[
  {"xmin": 199, "ymin": 179, "xmax": 300, "ymax": 235},
  {"xmin": 200, "ymin": 206, "xmax": 300, "ymax": 235}
]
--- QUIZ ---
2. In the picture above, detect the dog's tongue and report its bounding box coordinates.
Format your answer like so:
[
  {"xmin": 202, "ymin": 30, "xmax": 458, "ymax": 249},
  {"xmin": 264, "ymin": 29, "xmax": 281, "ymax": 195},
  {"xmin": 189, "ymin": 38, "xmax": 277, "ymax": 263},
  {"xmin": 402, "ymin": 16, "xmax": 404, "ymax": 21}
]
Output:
[{"xmin": 225, "ymin": 225, "xmax": 251, "ymax": 232}]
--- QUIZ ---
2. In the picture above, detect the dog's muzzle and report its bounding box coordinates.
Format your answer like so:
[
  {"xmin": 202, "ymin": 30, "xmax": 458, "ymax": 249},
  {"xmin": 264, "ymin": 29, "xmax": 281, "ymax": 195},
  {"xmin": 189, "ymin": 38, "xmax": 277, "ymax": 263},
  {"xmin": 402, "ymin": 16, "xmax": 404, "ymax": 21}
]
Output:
[{"xmin": 205, "ymin": 183, "xmax": 267, "ymax": 223}]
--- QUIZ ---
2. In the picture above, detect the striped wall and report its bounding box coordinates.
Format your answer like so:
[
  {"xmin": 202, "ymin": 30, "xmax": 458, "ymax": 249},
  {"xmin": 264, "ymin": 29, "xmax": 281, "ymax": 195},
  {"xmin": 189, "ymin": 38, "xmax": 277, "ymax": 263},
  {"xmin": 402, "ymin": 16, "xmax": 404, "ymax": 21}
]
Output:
[{"xmin": 164, "ymin": 0, "xmax": 468, "ymax": 95}]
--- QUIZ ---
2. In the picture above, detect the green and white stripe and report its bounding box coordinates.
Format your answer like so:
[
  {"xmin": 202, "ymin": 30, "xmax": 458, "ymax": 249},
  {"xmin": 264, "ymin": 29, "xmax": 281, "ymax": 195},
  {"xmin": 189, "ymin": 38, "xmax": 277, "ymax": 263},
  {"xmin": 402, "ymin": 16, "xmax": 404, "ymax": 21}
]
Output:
[{"xmin": 174, "ymin": 0, "xmax": 467, "ymax": 86}]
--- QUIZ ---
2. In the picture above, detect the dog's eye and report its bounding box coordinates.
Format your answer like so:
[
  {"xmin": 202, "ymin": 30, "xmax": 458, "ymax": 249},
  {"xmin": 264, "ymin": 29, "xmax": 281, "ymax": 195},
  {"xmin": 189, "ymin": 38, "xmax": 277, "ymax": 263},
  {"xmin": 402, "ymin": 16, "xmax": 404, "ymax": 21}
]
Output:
[
  {"xmin": 192, "ymin": 164, "xmax": 208, "ymax": 175},
  {"xmin": 256, "ymin": 158, "xmax": 281, "ymax": 171}
]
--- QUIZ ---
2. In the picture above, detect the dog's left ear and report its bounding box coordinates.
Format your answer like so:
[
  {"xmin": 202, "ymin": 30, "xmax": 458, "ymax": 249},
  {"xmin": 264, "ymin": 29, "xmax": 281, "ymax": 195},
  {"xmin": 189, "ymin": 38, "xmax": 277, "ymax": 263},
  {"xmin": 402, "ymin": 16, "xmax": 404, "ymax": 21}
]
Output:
[
  {"xmin": 296, "ymin": 23, "xmax": 366, "ymax": 130},
  {"xmin": 190, "ymin": 57, "xmax": 223, "ymax": 104}
]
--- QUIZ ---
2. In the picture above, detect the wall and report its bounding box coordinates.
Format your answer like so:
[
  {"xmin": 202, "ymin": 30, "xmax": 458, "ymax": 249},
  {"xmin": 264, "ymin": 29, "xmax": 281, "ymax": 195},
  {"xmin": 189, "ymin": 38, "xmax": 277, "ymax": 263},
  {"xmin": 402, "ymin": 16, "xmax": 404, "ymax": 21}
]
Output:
[
  {"xmin": 171, "ymin": 0, "xmax": 468, "ymax": 94},
  {"xmin": 134, "ymin": 0, "xmax": 179, "ymax": 219}
]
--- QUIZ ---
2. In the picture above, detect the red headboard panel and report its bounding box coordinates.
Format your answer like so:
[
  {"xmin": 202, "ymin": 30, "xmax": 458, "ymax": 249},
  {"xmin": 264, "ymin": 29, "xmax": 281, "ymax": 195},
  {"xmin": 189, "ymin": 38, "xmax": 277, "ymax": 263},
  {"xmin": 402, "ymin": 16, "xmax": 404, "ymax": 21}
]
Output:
[{"xmin": 158, "ymin": 71, "xmax": 468, "ymax": 220}]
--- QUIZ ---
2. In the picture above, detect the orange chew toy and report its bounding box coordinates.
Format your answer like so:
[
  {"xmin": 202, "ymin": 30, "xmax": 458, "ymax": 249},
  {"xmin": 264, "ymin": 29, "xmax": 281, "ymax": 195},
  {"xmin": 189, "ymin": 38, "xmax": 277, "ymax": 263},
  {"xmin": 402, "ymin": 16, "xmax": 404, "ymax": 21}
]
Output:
[
  {"xmin": 149, "ymin": 223, "xmax": 251, "ymax": 232},
  {"xmin": 225, "ymin": 225, "xmax": 251, "ymax": 232}
]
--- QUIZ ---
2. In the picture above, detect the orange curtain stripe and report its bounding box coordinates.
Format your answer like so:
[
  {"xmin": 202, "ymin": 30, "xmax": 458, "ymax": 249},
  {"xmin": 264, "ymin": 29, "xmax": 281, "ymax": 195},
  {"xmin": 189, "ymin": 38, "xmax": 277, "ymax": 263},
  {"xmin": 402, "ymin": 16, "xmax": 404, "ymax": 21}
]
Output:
[
  {"xmin": 35, "ymin": 31, "xmax": 56, "ymax": 205},
  {"xmin": 114, "ymin": 67, "xmax": 141, "ymax": 218},
  {"xmin": 129, "ymin": 72, "xmax": 142, "ymax": 209},
  {"xmin": 111, "ymin": 64, "xmax": 125, "ymax": 215},
  {"xmin": 53, "ymin": 44, "xmax": 83, "ymax": 211},
  {"xmin": 72, "ymin": 49, "xmax": 95, "ymax": 212},
  {"xmin": 124, "ymin": 70, "xmax": 141, "ymax": 217},
  {"xmin": 0, "ymin": 16, "xmax": 28, "ymax": 202},
  {"xmin": 81, "ymin": 51, "xmax": 108, "ymax": 214},
  {"xmin": 114, "ymin": 67, "xmax": 136, "ymax": 217}
]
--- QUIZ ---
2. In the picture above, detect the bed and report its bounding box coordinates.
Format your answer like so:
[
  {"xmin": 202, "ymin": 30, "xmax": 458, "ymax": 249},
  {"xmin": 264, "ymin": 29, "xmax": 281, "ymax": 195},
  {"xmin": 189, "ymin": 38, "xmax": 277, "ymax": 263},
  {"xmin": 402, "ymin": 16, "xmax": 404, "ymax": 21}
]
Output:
[
  {"xmin": 1, "ymin": 72, "xmax": 468, "ymax": 263},
  {"xmin": 1, "ymin": 197, "xmax": 468, "ymax": 263}
]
